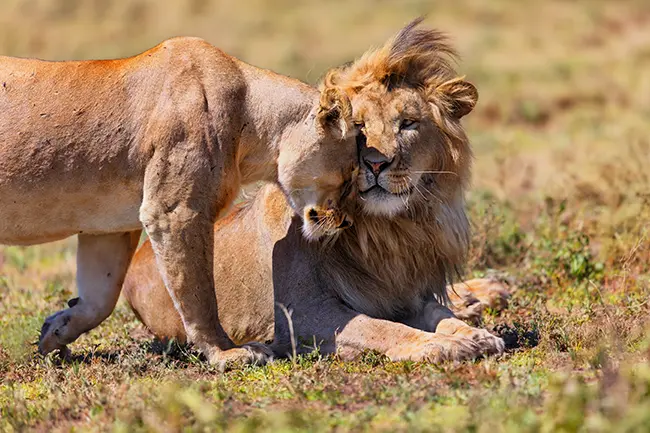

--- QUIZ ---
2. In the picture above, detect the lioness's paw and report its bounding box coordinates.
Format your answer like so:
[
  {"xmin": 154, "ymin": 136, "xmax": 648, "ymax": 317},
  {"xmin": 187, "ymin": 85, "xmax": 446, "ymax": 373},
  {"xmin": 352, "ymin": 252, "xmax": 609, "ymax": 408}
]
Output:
[
  {"xmin": 207, "ymin": 343, "xmax": 273, "ymax": 371},
  {"xmin": 386, "ymin": 335, "xmax": 482, "ymax": 364},
  {"xmin": 38, "ymin": 309, "xmax": 75, "ymax": 355}
]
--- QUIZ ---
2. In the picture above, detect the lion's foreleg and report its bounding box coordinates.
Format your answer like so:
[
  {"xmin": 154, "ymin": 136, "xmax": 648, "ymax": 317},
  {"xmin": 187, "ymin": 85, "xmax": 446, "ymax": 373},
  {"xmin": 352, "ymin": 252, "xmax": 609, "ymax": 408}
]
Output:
[
  {"xmin": 38, "ymin": 230, "xmax": 141, "ymax": 355},
  {"xmin": 335, "ymin": 313, "xmax": 488, "ymax": 363},
  {"xmin": 405, "ymin": 299, "xmax": 505, "ymax": 357},
  {"xmin": 274, "ymin": 300, "xmax": 486, "ymax": 364}
]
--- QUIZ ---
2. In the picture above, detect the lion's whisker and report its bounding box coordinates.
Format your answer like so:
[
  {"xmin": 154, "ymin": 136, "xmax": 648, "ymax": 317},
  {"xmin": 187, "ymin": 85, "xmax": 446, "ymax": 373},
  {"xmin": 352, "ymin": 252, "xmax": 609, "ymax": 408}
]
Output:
[
  {"xmin": 409, "ymin": 176, "xmax": 443, "ymax": 205},
  {"xmin": 411, "ymin": 170, "xmax": 458, "ymax": 176},
  {"xmin": 408, "ymin": 176, "xmax": 428, "ymax": 202}
]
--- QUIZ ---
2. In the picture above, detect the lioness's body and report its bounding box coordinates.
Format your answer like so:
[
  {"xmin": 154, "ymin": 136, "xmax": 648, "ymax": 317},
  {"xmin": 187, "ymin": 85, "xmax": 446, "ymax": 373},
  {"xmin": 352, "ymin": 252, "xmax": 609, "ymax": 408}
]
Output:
[
  {"xmin": 0, "ymin": 37, "xmax": 356, "ymax": 366},
  {"xmin": 124, "ymin": 21, "xmax": 507, "ymax": 363}
]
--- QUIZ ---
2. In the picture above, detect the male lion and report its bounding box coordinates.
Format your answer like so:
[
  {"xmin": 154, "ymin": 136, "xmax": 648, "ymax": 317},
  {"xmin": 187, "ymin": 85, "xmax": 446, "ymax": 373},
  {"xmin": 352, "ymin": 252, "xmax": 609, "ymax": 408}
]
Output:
[
  {"xmin": 124, "ymin": 20, "xmax": 506, "ymax": 363},
  {"xmin": 0, "ymin": 37, "xmax": 358, "ymax": 367}
]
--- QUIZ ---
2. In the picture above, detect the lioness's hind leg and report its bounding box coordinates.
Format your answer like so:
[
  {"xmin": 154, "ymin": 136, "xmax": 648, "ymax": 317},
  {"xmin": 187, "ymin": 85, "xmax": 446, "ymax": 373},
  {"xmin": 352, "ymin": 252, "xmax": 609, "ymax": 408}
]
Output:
[{"xmin": 38, "ymin": 231, "xmax": 141, "ymax": 355}]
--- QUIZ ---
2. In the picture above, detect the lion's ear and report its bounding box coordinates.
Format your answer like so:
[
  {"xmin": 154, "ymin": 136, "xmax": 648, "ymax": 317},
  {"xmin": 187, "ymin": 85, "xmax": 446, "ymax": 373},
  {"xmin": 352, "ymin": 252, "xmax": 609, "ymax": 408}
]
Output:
[
  {"xmin": 317, "ymin": 86, "xmax": 353, "ymax": 138},
  {"xmin": 432, "ymin": 77, "xmax": 478, "ymax": 119}
]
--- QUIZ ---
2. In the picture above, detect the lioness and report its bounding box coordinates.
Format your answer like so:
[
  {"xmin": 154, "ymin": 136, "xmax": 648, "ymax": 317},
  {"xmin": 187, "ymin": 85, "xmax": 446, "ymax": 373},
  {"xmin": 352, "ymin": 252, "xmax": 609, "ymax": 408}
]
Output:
[
  {"xmin": 0, "ymin": 37, "xmax": 358, "ymax": 366},
  {"xmin": 124, "ymin": 20, "xmax": 506, "ymax": 363}
]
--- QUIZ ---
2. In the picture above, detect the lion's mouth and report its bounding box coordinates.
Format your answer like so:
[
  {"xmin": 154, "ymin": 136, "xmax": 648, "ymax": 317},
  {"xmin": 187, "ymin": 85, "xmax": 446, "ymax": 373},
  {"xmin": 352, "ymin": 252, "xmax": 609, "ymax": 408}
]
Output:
[
  {"xmin": 358, "ymin": 183, "xmax": 416, "ymax": 217},
  {"xmin": 359, "ymin": 184, "xmax": 414, "ymax": 197}
]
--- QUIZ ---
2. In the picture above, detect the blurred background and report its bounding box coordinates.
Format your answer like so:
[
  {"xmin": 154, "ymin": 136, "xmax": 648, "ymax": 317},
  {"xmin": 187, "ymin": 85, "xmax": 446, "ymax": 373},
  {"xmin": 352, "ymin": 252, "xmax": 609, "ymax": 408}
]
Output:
[{"xmin": 2, "ymin": 1, "xmax": 650, "ymax": 430}]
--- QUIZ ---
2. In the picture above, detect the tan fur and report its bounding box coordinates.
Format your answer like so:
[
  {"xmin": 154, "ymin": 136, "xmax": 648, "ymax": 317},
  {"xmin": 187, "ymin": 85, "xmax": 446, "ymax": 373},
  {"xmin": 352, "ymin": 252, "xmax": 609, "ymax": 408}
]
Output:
[
  {"xmin": 0, "ymin": 37, "xmax": 358, "ymax": 367},
  {"xmin": 124, "ymin": 20, "xmax": 506, "ymax": 364}
]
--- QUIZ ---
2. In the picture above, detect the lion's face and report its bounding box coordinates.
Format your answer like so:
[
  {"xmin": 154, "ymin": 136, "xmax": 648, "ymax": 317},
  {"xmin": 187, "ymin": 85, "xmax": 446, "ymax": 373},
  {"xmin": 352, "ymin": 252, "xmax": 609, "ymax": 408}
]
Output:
[
  {"xmin": 351, "ymin": 84, "xmax": 474, "ymax": 218},
  {"xmin": 319, "ymin": 20, "xmax": 479, "ymax": 220}
]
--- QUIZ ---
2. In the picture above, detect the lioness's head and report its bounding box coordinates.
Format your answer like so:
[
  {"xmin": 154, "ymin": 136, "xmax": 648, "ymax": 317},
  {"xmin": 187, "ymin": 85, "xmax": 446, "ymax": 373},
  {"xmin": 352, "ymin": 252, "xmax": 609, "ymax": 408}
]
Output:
[
  {"xmin": 277, "ymin": 86, "xmax": 358, "ymax": 240},
  {"xmin": 324, "ymin": 18, "xmax": 476, "ymax": 218}
]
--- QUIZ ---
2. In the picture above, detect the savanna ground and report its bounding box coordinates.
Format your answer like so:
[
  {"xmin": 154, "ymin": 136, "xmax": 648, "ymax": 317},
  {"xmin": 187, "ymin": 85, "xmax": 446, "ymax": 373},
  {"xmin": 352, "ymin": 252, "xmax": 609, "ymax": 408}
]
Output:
[{"xmin": 1, "ymin": 0, "xmax": 650, "ymax": 431}]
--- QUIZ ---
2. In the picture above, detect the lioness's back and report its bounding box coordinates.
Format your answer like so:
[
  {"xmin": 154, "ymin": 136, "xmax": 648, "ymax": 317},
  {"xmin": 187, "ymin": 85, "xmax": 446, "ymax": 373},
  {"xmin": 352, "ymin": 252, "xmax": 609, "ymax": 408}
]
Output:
[{"xmin": 0, "ymin": 37, "xmax": 246, "ymax": 245}]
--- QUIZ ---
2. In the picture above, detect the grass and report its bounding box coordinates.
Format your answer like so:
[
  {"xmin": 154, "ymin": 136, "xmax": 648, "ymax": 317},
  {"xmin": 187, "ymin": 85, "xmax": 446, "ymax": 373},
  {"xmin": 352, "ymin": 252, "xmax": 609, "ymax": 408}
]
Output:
[{"xmin": 1, "ymin": 0, "xmax": 650, "ymax": 431}]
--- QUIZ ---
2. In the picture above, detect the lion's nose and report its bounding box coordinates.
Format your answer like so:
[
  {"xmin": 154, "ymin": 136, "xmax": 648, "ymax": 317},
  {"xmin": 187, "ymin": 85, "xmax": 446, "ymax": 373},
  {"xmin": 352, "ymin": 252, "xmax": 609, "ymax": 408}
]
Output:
[{"xmin": 363, "ymin": 156, "xmax": 392, "ymax": 176}]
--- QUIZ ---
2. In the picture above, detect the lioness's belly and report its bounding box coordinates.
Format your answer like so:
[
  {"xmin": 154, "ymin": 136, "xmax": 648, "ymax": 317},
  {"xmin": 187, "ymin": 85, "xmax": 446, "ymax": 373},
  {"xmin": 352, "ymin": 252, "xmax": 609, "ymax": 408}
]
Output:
[{"xmin": 0, "ymin": 179, "xmax": 143, "ymax": 245}]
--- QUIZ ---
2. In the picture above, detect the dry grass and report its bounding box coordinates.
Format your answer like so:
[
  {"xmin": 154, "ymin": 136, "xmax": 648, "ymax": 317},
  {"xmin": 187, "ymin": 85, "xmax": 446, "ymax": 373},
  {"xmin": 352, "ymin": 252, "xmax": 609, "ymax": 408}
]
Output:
[{"xmin": 1, "ymin": 0, "xmax": 650, "ymax": 431}]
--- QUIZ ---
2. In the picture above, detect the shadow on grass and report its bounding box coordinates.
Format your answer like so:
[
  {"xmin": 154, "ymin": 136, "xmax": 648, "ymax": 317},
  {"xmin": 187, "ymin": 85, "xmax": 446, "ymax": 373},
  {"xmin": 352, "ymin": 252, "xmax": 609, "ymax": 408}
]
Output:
[
  {"xmin": 42, "ymin": 337, "xmax": 205, "ymax": 367},
  {"xmin": 492, "ymin": 322, "xmax": 540, "ymax": 350}
]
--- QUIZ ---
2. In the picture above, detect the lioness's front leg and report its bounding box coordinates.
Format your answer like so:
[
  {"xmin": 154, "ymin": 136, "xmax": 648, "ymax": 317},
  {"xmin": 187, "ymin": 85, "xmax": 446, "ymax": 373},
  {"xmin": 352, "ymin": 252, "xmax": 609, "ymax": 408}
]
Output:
[
  {"xmin": 39, "ymin": 231, "xmax": 141, "ymax": 355},
  {"xmin": 140, "ymin": 143, "xmax": 271, "ymax": 368}
]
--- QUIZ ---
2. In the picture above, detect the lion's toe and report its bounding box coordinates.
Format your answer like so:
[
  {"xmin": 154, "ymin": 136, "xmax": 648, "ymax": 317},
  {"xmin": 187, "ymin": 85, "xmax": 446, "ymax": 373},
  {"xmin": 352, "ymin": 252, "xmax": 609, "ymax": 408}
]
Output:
[
  {"xmin": 455, "ymin": 326, "xmax": 505, "ymax": 357},
  {"xmin": 445, "ymin": 336, "xmax": 483, "ymax": 362},
  {"xmin": 474, "ymin": 331, "xmax": 505, "ymax": 356}
]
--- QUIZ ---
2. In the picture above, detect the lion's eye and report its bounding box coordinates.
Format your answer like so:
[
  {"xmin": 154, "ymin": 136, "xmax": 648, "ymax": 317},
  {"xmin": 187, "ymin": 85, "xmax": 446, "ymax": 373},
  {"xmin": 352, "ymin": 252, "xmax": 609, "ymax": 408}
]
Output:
[
  {"xmin": 354, "ymin": 121, "xmax": 365, "ymax": 130},
  {"xmin": 400, "ymin": 119, "xmax": 419, "ymax": 130}
]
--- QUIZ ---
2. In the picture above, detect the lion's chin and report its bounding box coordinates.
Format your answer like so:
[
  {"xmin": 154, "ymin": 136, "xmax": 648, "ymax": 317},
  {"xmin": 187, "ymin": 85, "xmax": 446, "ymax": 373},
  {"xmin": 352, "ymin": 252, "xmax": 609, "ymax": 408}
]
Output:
[{"xmin": 360, "ymin": 187, "xmax": 409, "ymax": 218}]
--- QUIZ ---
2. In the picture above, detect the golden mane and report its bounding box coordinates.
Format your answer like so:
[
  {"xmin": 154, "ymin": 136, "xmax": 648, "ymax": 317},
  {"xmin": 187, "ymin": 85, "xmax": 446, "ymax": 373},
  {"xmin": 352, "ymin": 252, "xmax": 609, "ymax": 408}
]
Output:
[
  {"xmin": 315, "ymin": 18, "xmax": 476, "ymax": 315},
  {"xmin": 323, "ymin": 17, "xmax": 477, "ymax": 127}
]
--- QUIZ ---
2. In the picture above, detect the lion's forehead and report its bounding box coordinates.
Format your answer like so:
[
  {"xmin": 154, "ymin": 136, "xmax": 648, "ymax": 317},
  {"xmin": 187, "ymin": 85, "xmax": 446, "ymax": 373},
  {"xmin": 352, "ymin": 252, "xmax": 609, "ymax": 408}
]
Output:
[{"xmin": 353, "ymin": 89, "xmax": 426, "ymax": 127}]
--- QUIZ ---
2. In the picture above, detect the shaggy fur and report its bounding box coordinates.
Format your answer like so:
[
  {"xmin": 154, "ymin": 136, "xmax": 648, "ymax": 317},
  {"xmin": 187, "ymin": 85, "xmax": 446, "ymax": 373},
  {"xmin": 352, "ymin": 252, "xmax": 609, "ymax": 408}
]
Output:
[{"xmin": 320, "ymin": 17, "xmax": 474, "ymax": 315}]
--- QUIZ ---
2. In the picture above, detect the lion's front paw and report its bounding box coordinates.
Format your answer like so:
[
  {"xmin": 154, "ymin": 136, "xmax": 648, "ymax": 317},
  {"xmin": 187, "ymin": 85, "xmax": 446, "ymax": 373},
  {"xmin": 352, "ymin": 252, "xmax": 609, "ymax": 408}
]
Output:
[
  {"xmin": 386, "ymin": 334, "xmax": 483, "ymax": 364},
  {"xmin": 436, "ymin": 318, "xmax": 505, "ymax": 356},
  {"xmin": 206, "ymin": 342, "xmax": 273, "ymax": 371}
]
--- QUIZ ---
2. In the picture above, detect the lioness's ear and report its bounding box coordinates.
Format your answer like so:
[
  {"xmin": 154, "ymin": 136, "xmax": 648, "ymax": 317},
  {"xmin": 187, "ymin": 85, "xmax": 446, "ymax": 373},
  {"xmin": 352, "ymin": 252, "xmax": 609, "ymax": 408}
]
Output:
[
  {"xmin": 432, "ymin": 77, "xmax": 478, "ymax": 119},
  {"xmin": 317, "ymin": 86, "xmax": 353, "ymax": 138}
]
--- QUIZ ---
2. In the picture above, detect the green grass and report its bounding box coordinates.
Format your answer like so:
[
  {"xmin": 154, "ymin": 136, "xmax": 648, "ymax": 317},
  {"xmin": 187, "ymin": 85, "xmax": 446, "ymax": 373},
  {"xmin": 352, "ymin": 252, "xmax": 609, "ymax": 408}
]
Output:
[{"xmin": 1, "ymin": 0, "xmax": 650, "ymax": 431}]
